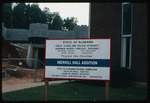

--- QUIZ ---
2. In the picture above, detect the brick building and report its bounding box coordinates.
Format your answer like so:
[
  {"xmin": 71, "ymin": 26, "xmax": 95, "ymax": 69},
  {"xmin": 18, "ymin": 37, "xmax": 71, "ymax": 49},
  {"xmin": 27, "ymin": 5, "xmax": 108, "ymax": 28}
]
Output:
[{"xmin": 90, "ymin": 2, "xmax": 148, "ymax": 85}]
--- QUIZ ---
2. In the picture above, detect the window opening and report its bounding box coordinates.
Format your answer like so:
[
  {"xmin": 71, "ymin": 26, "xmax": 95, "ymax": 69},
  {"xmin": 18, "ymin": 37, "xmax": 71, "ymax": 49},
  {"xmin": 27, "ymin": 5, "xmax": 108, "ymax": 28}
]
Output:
[{"xmin": 121, "ymin": 2, "xmax": 132, "ymax": 69}]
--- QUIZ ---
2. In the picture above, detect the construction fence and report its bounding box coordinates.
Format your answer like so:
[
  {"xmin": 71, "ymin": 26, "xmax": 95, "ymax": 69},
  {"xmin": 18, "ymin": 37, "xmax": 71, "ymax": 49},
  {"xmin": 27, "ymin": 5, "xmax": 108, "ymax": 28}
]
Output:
[{"xmin": 2, "ymin": 54, "xmax": 45, "ymax": 82}]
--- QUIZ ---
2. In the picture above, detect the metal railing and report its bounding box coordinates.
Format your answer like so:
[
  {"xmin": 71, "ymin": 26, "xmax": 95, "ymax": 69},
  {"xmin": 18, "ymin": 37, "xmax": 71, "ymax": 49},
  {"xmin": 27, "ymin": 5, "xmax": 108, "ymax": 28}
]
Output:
[{"xmin": 2, "ymin": 55, "xmax": 44, "ymax": 82}]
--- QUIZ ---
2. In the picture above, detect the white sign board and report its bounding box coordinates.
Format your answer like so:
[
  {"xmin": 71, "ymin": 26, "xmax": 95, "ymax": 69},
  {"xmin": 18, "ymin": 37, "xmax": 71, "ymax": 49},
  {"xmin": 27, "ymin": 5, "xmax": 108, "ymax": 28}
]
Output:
[{"xmin": 45, "ymin": 39, "xmax": 111, "ymax": 81}]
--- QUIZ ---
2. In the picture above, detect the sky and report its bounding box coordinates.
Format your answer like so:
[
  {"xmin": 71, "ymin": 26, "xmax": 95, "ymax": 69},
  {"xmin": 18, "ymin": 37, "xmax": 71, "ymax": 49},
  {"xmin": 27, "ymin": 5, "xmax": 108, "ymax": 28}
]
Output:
[{"xmin": 38, "ymin": 3, "xmax": 90, "ymax": 26}]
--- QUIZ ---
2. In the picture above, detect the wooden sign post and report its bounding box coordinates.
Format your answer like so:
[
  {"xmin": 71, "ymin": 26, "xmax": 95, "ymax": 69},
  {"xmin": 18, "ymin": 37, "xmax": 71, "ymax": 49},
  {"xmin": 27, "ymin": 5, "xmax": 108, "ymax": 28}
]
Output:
[
  {"xmin": 105, "ymin": 81, "xmax": 109, "ymax": 101},
  {"xmin": 45, "ymin": 79, "xmax": 48, "ymax": 101}
]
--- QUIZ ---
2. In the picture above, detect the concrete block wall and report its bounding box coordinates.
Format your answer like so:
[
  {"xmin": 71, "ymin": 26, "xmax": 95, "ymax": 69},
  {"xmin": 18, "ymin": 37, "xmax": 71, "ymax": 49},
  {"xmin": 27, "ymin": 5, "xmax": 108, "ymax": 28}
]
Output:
[
  {"xmin": 2, "ymin": 23, "xmax": 89, "ymax": 41},
  {"xmin": 6, "ymin": 29, "xmax": 29, "ymax": 41}
]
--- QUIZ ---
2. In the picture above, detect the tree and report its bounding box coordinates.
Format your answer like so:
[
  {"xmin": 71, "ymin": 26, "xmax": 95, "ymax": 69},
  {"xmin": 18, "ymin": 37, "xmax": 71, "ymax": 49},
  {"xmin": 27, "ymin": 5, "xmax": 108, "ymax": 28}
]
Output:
[
  {"xmin": 2, "ymin": 3, "xmax": 13, "ymax": 28},
  {"xmin": 29, "ymin": 3, "xmax": 42, "ymax": 23},
  {"xmin": 13, "ymin": 3, "xmax": 28, "ymax": 29},
  {"xmin": 40, "ymin": 7, "xmax": 52, "ymax": 24},
  {"xmin": 2, "ymin": 3, "xmax": 78, "ymax": 30},
  {"xmin": 63, "ymin": 17, "xmax": 78, "ymax": 30},
  {"xmin": 48, "ymin": 12, "xmax": 64, "ymax": 30},
  {"xmin": 12, "ymin": 3, "xmax": 43, "ymax": 29},
  {"xmin": 24, "ymin": 4, "xmax": 31, "ymax": 28}
]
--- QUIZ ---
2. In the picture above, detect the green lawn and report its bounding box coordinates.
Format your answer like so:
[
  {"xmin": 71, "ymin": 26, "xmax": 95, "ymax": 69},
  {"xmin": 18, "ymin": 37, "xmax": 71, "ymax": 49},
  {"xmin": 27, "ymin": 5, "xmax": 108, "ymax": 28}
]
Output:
[{"xmin": 2, "ymin": 81, "xmax": 147, "ymax": 101}]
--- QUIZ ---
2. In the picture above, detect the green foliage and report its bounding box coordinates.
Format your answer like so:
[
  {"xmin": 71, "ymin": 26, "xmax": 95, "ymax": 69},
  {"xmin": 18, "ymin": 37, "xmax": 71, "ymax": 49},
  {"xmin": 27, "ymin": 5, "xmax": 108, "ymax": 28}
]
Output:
[
  {"xmin": 41, "ymin": 7, "xmax": 51, "ymax": 24},
  {"xmin": 48, "ymin": 12, "xmax": 63, "ymax": 30},
  {"xmin": 13, "ymin": 3, "xmax": 29, "ymax": 29},
  {"xmin": 2, "ymin": 3, "xmax": 78, "ymax": 30},
  {"xmin": 2, "ymin": 82, "xmax": 147, "ymax": 101},
  {"xmin": 29, "ymin": 4, "xmax": 41, "ymax": 23},
  {"xmin": 2, "ymin": 3, "xmax": 13, "ymax": 28},
  {"xmin": 63, "ymin": 17, "xmax": 78, "ymax": 30}
]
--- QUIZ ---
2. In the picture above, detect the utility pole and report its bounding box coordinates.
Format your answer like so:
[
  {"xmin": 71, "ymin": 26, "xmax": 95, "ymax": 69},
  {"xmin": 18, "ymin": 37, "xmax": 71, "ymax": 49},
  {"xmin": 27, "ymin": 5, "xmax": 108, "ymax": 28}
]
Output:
[{"xmin": 11, "ymin": 16, "xmax": 13, "ymax": 43}]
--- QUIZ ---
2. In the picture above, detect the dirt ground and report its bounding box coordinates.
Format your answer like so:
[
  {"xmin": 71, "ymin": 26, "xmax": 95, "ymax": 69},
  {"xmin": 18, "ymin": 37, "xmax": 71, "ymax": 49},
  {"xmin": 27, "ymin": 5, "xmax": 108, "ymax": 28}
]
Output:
[
  {"xmin": 2, "ymin": 67, "xmax": 70, "ymax": 93},
  {"xmin": 2, "ymin": 68, "xmax": 44, "ymax": 82}
]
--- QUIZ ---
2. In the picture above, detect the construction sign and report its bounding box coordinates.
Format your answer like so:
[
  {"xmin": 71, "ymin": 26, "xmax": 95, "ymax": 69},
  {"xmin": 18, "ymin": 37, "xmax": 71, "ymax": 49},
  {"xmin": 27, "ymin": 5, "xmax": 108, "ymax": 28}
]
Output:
[{"xmin": 45, "ymin": 38, "xmax": 111, "ymax": 81}]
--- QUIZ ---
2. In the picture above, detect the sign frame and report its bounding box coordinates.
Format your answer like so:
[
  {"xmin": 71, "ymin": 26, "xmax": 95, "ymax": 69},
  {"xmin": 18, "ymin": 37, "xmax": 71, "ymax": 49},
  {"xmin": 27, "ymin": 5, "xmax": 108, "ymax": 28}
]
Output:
[{"xmin": 44, "ymin": 38, "xmax": 111, "ymax": 81}]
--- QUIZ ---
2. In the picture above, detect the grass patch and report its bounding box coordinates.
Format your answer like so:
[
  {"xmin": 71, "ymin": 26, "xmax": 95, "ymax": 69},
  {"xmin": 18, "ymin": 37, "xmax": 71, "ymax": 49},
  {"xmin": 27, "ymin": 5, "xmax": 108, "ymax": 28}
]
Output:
[{"xmin": 2, "ymin": 81, "xmax": 147, "ymax": 101}]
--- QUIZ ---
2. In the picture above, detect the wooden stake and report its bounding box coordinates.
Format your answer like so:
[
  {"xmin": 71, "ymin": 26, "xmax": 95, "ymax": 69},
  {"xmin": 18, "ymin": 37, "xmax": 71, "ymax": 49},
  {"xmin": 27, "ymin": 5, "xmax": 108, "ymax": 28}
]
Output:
[
  {"xmin": 105, "ymin": 81, "xmax": 109, "ymax": 101},
  {"xmin": 45, "ymin": 79, "xmax": 48, "ymax": 101}
]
